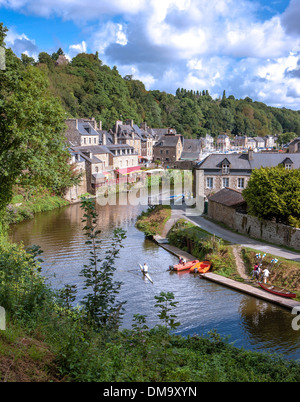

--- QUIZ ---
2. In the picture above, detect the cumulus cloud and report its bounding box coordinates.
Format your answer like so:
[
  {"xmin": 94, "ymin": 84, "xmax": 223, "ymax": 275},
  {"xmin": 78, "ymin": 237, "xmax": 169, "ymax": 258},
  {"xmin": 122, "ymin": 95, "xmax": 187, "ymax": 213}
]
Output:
[
  {"xmin": 5, "ymin": 28, "xmax": 39, "ymax": 59},
  {"xmin": 0, "ymin": 0, "xmax": 147, "ymax": 20},
  {"xmin": 281, "ymin": 0, "xmax": 300, "ymax": 36},
  {"xmin": 2, "ymin": 0, "xmax": 300, "ymax": 109}
]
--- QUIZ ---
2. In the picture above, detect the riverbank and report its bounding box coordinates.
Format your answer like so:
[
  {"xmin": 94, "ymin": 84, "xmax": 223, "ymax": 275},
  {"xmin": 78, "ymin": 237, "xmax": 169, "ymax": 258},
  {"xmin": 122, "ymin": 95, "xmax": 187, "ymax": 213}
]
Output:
[
  {"xmin": 137, "ymin": 205, "xmax": 300, "ymax": 304},
  {"xmin": 3, "ymin": 200, "xmax": 300, "ymax": 381}
]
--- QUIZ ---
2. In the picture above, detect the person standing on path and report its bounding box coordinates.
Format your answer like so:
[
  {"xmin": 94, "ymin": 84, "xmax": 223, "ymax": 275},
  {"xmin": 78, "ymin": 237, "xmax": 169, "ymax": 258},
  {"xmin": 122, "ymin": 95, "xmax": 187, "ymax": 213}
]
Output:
[{"xmin": 262, "ymin": 267, "xmax": 270, "ymax": 283}]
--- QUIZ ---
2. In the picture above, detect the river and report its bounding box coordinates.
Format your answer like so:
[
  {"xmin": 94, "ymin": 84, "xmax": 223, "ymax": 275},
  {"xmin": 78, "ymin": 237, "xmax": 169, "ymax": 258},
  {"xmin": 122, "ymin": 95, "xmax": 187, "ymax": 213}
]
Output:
[{"xmin": 9, "ymin": 189, "xmax": 300, "ymax": 361}]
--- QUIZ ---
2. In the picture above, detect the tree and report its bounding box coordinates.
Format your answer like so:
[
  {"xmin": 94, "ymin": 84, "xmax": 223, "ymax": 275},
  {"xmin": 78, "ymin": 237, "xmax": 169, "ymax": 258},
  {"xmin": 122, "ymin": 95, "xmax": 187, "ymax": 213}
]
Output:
[
  {"xmin": 0, "ymin": 22, "xmax": 8, "ymax": 47},
  {"xmin": 79, "ymin": 198, "xmax": 127, "ymax": 330},
  {"xmin": 0, "ymin": 43, "xmax": 80, "ymax": 213},
  {"xmin": 21, "ymin": 53, "xmax": 35, "ymax": 66},
  {"xmin": 242, "ymin": 166, "xmax": 300, "ymax": 227}
]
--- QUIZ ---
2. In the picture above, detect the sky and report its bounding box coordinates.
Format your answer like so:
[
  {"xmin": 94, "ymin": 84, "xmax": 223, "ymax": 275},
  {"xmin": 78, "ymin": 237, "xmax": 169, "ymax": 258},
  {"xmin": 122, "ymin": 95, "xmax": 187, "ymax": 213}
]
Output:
[{"xmin": 1, "ymin": 0, "xmax": 300, "ymax": 110}]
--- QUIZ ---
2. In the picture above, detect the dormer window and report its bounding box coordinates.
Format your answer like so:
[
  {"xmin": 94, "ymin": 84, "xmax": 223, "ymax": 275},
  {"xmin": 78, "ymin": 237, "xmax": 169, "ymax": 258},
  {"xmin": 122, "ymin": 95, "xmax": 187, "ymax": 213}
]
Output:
[
  {"xmin": 281, "ymin": 157, "xmax": 293, "ymax": 170},
  {"xmin": 218, "ymin": 158, "xmax": 231, "ymax": 174},
  {"xmin": 222, "ymin": 164, "xmax": 230, "ymax": 174}
]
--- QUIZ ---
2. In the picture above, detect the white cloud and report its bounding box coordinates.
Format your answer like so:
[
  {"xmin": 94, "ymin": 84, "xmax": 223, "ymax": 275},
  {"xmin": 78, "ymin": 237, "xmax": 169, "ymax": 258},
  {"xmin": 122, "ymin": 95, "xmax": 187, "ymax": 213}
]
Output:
[
  {"xmin": 2, "ymin": 0, "xmax": 300, "ymax": 109},
  {"xmin": 92, "ymin": 22, "xmax": 128, "ymax": 55},
  {"xmin": 5, "ymin": 27, "xmax": 39, "ymax": 59}
]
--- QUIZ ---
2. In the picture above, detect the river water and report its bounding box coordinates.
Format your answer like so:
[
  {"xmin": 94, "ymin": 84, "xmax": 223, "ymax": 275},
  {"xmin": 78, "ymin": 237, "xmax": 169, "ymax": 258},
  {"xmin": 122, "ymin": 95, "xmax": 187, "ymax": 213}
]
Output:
[{"xmin": 9, "ymin": 189, "xmax": 300, "ymax": 361}]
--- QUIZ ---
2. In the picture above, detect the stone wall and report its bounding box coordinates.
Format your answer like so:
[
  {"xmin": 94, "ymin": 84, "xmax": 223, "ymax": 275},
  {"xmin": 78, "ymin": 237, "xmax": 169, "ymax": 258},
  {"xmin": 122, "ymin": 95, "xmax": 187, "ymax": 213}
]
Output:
[
  {"xmin": 208, "ymin": 202, "xmax": 300, "ymax": 250},
  {"xmin": 234, "ymin": 213, "xmax": 300, "ymax": 249}
]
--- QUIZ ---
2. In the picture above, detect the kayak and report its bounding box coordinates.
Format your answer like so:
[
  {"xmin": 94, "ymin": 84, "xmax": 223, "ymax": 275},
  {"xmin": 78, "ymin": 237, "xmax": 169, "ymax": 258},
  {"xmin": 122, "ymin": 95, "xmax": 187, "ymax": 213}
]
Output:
[
  {"xmin": 189, "ymin": 261, "xmax": 211, "ymax": 274},
  {"xmin": 258, "ymin": 281, "xmax": 296, "ymax": 298},
  {"xmin": 139, "ymin": 264, "xmax": 153, "ymax": 284},
  {"xmin": 172, "ymin": 260, "xmax": 199, "ymax": 272}
]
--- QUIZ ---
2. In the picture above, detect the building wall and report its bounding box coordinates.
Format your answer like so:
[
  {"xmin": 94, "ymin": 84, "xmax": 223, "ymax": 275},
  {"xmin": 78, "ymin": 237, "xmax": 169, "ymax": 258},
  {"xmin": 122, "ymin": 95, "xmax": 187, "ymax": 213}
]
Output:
[
  {"xmin": 109, "ymin": 154, "xmax": 139, "ymax": 169},
  {"xmin": 207, "ymin": 201, "xmax": 237, "ymax": 228},
  {"xmin": 200, "ymin": 173, "xmax": 250, "ymax": 198}
]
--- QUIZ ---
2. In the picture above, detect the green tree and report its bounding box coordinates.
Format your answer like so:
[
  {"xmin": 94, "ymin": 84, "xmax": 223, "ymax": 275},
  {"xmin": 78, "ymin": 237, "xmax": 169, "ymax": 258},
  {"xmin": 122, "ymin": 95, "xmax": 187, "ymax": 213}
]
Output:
[
  {"xmin": 80, "ymin": 198, "xmax": 127, "ymax": 330},
  {"xmin": 0, "ymin": 41, "xmax": 79, "ymax": 214},
  {"xmin": 242, "ymin": 166, "xmax": 300, "ymax": 227}
]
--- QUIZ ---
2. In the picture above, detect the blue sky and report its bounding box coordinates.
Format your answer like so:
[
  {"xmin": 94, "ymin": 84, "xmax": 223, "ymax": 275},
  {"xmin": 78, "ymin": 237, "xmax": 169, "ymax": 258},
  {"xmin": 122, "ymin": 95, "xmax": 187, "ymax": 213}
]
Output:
[{"xmin": 1, "ymin": 0, "xmax": 300, "ymax": 110}]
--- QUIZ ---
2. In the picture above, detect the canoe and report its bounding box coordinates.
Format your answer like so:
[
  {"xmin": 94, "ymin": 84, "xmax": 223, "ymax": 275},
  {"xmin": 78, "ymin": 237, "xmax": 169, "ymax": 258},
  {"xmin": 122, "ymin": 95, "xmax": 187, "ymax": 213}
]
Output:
[
  {"xmin": 189, "ymin": 261, "xmax": 211, "ymax": 274},
  {"xmin": 172, "ymin": 260, "xmax": 199, "ymax": 272},
  {"xmin": 258, "ymin": 281, "xmax": 296, "ymax": 298},
  {"xmin": 139, "ymin": 264, "xmax": 153, "ymax": 284}
]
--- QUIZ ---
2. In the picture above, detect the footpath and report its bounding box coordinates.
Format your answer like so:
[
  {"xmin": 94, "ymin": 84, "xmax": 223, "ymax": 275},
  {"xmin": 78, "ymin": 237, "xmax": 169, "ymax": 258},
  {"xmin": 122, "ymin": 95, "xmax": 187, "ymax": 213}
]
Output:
[{"xmin": 154, "ymin": 206, "xmax": 300, "ymax": 311}]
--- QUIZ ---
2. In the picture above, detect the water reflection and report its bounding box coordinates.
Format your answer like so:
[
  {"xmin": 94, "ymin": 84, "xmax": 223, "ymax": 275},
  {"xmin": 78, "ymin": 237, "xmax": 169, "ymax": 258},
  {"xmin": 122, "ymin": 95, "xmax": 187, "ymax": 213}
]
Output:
[{"xmin": 9, "ymin": 193, "xmax": 300, "ymax": 361}]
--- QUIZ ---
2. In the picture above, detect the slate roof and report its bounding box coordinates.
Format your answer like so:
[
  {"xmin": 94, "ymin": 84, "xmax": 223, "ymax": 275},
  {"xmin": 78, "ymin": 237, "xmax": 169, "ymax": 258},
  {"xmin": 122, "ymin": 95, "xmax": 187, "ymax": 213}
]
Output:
[
  {"xmin": 208, "ymin": 188, "xmax": 246, "ymax": 207},
  {"xmin": 180, "ymin": 139, "xmax": 202, "ymax": 160},
  {"xmin": 153, "ymin": 135, "xmax": 181, "ymax": 147},
  {"xmin": 196, "ymin": 152, "xmax": 300, "ymax": 171},
  {"xmin": 77, "ymin": 121, "xmax": 99, "ymax": 136}
]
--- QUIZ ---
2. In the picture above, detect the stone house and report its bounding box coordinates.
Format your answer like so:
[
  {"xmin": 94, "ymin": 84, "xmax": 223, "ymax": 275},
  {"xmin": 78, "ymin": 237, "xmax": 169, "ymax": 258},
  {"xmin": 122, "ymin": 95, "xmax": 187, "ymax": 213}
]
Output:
[
  {"xmin": 153, "ymin": 130, "xmax": 183, "ymax": 166},
  {"xmin": 65, "ymin": 118, "xmax": 100, "ymax": 146},
  {"xmin": 216, "ymin": 134, "xmax": 231, "ymax": 151},
  {"xmin": 194, "ymin": 149, "xmax": 300, "ymax": 202},
  {"xmin": 289, "ymin": 137, "xmax": 300, "ymax": 153},
  {"xmin": 114, "ymin": 119, "xmax": 142, "ymax": 156},
  {"xmin": 207, "ymin": 187, "xmax": 247, "ymax": 227},
  {"xmin": 234, "ymin": 135, "xmax": 248, "ymax": 148},
  {"xmin": 180, "ymin": 139, "xmax": 203, "ymax": 161},
  {"xmin": 253, "ymin": 136, "xmax": 266, "ymax": 149}
]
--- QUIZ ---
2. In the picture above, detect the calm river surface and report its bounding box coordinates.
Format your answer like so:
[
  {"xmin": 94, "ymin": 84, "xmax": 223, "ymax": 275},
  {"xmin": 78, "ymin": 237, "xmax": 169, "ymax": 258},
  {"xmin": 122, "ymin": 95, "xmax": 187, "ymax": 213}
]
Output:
[{"xmin": 9, "ymin": 189, "xmax": 300, "ymax": 361}]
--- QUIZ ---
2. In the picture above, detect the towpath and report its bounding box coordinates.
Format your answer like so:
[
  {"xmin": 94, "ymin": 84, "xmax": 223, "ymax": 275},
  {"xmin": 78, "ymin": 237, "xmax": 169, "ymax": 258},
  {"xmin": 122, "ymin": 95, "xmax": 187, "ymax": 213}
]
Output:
[
  {"xmin": 164, "ymin": 206, "xmax": 300, "ymax": 262},
  {"xmin": 154, "ymin": 207, "xmax": 300, "ymax": 310}
]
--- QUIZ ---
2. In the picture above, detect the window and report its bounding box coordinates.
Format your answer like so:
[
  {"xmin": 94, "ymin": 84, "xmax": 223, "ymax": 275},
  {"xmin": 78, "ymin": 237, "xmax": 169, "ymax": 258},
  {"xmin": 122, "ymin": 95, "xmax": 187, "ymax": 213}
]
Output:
[
  {"xmin": 89, "ymin": 137, "xmax": 91, "ymax": 144},
  {"xmin": 222, "ymin": 178, "xmax": 229, "ymax": 188},
  {"xmin": 222, "ymin": 164, "xmax": 230, "ymax": 174},
  {"xmin": 285, "ymin": 164, "xmax": 292, "ymax": 170},
  {"xmin": 237, "ymin": 178, "xmax": 245, "ymax": 189},
  {"xmin": 206, "ymin": 177, "xmax": 213, "ymax": 189},
  {"xmin": 83, "ymin": 138, "xmax": 86, "ymax": 144},
  {"xmin": 160, "ymin": 150, "xmax": 163, "ymax": 154},
  {"xmin": 94, "ymin": 137, "xmax": 97, "ymax": 144},
  {"xmin": 95, "ymin": 166, "xmax": 99, "ymax": 173}
]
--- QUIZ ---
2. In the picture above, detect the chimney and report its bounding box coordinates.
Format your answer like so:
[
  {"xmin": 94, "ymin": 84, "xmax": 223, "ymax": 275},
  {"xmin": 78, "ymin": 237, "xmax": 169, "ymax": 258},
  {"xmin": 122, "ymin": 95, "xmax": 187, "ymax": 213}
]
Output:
[
  {"xmin": 126, "ymin": 119, "xmax": 133, "ymax": 127},
  {"xmin": 98, "ymin": 120, "xmax": 102, "ymax": 131},
  {"xmin": 140, "ymin": 122, "xmax": 147, "ymax": 130},
  {"xmin": 102, "ymin": 132, "xmax": 106, "ymax": 145},
  {"xmin": 114, "ymin": 132, "xmax": 118, "ymax": 145},
  {"xmin": 76, "ymin": 119, "xmax": 78, "ymax": 130},
  {"xmin": 248, "ymin": 148, "xmax": 253, "ymax": 161}
]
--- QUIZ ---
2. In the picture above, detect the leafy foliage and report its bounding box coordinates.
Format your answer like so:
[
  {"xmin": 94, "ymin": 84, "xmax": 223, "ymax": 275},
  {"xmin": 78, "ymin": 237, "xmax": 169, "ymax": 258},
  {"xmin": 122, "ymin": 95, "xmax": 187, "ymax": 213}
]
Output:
[
  {"xmin": 33, "ymin": 47, "xmax": 300, "ymax": 138},
  {"xmin": 242, "ymin": 166, "xmax": 300, "ymax": 227},
  {"xmin": 79, "ymin": 197, "xmax": 127, "ymax": 330},
  {"xmin": 0, "ymin": 27, "xmax": 80, "ymax": 215}
]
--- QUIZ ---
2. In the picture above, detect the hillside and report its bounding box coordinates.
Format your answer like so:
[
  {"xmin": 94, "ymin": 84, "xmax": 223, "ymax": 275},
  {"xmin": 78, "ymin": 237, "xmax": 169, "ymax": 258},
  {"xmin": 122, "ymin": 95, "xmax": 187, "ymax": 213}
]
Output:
[{"xmin": 35, "ymin": 50, "xmax": 300, "ymax": 140}]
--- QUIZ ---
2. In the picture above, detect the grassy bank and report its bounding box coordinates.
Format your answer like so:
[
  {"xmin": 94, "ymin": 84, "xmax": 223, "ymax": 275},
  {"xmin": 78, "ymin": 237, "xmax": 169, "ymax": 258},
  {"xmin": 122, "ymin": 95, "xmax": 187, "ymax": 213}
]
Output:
[
  {"xmin": 5, "ymin": 187, "xmax": 69, "ymax": 225},
  {"xmin": 167, "ymin": 219, "xmax": 238, "ymax": 278},
  {"xmin": 167, "ymin": 219, "xmax": 300, "ymax": 299},
  {"xmin": 136, "ymin": 205, "xmax": 172, "ymax": 238},
  {"xmin": 0, "ymin": 236, "xmax": 299, "ymax": 382},
  {"xmin": 1, "ymin": 202, "xmax": 299, "ymax": 382}
]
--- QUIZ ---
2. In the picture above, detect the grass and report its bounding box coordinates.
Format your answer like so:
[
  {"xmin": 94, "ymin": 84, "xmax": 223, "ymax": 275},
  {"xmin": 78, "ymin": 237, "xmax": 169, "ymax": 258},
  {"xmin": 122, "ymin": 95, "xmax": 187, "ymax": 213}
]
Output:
[
  {"xmin": 0, "ymin": 321, "xmax": 59, "ymax": 382},
  {"xmin": 136, "ymin": 205, "xmax": 172, "ymax": 238},
  {"xmin": 5, "ymin": 187, "xmax": 69, "ymax": 225}
]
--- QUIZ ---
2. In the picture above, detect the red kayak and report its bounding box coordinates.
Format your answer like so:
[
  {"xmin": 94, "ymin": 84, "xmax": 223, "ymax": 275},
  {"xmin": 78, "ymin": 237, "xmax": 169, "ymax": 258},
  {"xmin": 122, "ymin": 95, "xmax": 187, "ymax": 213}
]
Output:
[
  {"xmin": 258, "ymin": 282, "xmax": 297, "ymax": 298},
  {"xmin": 172, "ymin": 260, "xmax": 199, "ymax": 272}
]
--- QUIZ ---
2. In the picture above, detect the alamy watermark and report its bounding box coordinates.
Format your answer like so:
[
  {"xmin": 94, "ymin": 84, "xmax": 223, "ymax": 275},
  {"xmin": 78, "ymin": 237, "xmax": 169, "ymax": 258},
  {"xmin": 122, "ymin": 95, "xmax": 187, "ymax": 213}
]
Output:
[
  {"xmin": 0, "ymin": 46, "xmax": 5, "ymax": 70},
  {"xmin": 0, "ymin": 306, "xmax": 5, "ymax": 331},
  {"xmin": 291, "ymin": 306, "xmax": 300, "ymax": 331}
]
